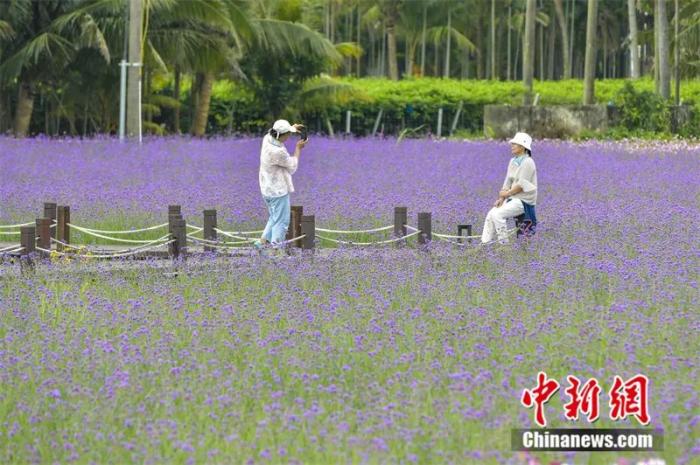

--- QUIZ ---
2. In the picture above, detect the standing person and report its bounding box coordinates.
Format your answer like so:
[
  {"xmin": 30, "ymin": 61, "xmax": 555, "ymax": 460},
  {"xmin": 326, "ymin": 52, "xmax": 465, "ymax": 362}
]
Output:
[
  {"xmin": 481, "ymin": 132, "xmax": 538, "ymax": 244},
  {"xmin": 255, "ymin": 119, "xmax": 308, "ymax": 250}
]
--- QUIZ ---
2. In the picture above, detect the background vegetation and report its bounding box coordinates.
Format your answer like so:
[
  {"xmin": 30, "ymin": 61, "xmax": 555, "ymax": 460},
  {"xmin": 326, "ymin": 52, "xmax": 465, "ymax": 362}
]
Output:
[{"xmin": 1, "ymin": 0, "xmax": 700, "ymax": 138}]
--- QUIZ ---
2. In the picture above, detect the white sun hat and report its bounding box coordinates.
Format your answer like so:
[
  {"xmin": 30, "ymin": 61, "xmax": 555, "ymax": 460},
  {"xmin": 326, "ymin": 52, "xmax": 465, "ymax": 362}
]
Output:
[
  {"xmin": 272, "ymin": 119, "xmax": 298, "ymax": 136},
  {"xmin": 509, "ymin": 132, "xmax": 532, "ymax": 151}
]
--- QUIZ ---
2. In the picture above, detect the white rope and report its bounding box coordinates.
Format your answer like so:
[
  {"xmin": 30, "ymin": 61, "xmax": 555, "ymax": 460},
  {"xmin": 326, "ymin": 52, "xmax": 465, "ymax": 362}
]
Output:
[
  {"xmin": 0, "ymin": 231, "xmax": 21, "ymax": 236},
  {"xmin": 405, "ymin": 225, "xmax": 419, "ymax": 232},
  {"xmin": 37, "ymin": 239, "xmax": 175, "ymax": 259},
  {"xmin": 65, "ymin": 222, "xmax": 169, "ymax": 235},
  {"xmin": 315, "ymin": 230, "xmax": 421, "ymax": 246},
  {"xmin": 0, "ymin": 222, "xmax": 33, "ymax": 229},
  {"xmin": 214, "ymin": 228, "xmax": 264, "ymax": 236},
  {"xmin": 315, "ymin": 225, "xmax": 394, "ymax": 234},
  {"xmin": 67, "ymin": 223, "xmax": 170, "ymax": 243},
  {"xmin": 0, "ymin": 244, "xmax": 22, "ymax": 253},
  {"xmin": 214, "ymin": 228, "xmax": 258, "ymax": 241},
  {"xmin": 186, "ymin": 226, "xmax": 203, "ymax": 233},
  {"xmin": 187, "ymin": 239, "xmax": 251, "ymax": 250},
  {"xmin": 0, "ymin": 246, "xmax": 23, "ymax": 255},
  {"xmin": 433, "ymin": 232, "xmax": 482, "ymax": 240},
  {"xmin": 187, "ymin": 236, "xmax": 252, "ymax": 246},
  {"xmin": 51, "ymin": 234, "xmax": 172, "ymax": 254},
  {"xmin": 281, "ymin": 234, "xmax": 306, "ymax": 245}
]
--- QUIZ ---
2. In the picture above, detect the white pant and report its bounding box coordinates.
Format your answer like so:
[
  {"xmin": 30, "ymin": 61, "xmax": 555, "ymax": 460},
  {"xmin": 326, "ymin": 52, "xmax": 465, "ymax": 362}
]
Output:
[{"xmin": 481, "ymin": 198, "xmax": 525, "ymax": 243}]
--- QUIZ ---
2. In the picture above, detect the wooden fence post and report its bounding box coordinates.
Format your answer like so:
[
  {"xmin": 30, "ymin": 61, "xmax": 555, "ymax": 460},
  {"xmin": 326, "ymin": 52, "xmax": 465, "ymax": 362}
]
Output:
[
  {"xmin": 56, "ymin": 206, "xmax": 70, "ymax": 251},
  {"xmin": 457, "ymin": 224, "xmax": 472, "ymax": 243},
  {"xmin": 300, "ymin": 215, "xmax": 315, "ymax": 250},
  {"xmin": 169, "ymin": 205, "xmax": 181, "ymax": 217},
  {"xmin": 288, "ymin": 206, "xmax": 303, "ymax": 247},
  {"xmin": 169, "ymin": 213, "xmax": 182, "ymax": 257},
  {"xmin": 36, "ymin": 218, "xmax": 51, "ymax": 251},
  {"xmin": 203, "ymin": 209, "xmax": 217, "ymax": 252},
  {"xmin": 345, "ymin": 110, "xmax": 352, "ymax": 135},
  {"xmin": 20, "ymin": 226, "xmax": 36, "ymax": 255},
  {"xmin": 43, "ymin": 202, "xmax": 57, "ymax": 239},
  {"xmin": 418, "ymin": 212, "xmax": 432, "ymax": 244},
  {"xmin": 436, "ymin": 108, "xmax": 443, "ymax": 138},
  {"xmin": 394, "ymin": 207, "xmax": 407, "ymax": 238},
  {"xmin": 171, "ymin": 218, "xmax": 187, "ymax": 259}
]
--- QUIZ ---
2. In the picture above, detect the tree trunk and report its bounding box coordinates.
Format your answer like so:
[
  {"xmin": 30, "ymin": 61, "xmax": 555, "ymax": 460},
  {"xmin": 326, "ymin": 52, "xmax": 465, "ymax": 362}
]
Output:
[
  {"xmin": 444, "ymin": 6, "xmax": 451, "ymax": 78},
  {"xmin": 126, "ymin": 0, "xmax": 143, "ymax": 138},
  {"xmin": 386, "ymin": 16, "xmax": 399, "ymax": 80},
  {"xmin": 407, "ymin": 40, "xmax": 417, "ymax": 77},
  {"xmin": 190, "ymin": 72, "xmax": 214, "ymax": 137},
  {"xmin": 547, "ymin": 16, "xmax": 556, "ymax": 80},
  {"xmin": 627, "ymin": 0, "xmax": 640, "ymax": 78},
  {"xmin": 538, "ymin": 1, "xmax": 544, "ymax": 80},
  {"xmin": 476, "ymin": 19, "xmax": 484, "ymax": 79},
  {"xmin": 583, "ymin": 0, "xmax": 598, "ymax": 104},
  {"xmin": 507, "ymin": 4, "xmax": 512, "ymax": 80},
  {"xmin": 356, "ymin": 5, "xmax": 361, "ymax": 76},
  {"xmin": 554, "ymin": 0, "xmax": 571, "ymax": 79},
  {"xmin": 420, "ymin": 3, "xmax": 427, "ymax": 76},
  {"xmin": 14, "ymin": 80, "xmax": 34, "ymax": 137},
  {"xmin": 656, "ymin": 0, "xmax": 670, "ymax": 99},
  {"xmin": 522, "ymin": 0, "xmax": 536, "ymax": 105},
  {"xmin": 491, "ymin": 0, "xmax": 497, "ymax": 79},
  {"xmin": 173, "ymin": 66, "xmax": 181, "ymax": 134},
  {"xmin": 569, "ymin": 0, "xmax": 575, "ymax": 77}
]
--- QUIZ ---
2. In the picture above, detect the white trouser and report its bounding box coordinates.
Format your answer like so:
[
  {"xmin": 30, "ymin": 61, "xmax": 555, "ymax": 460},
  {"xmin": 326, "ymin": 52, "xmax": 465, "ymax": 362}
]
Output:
[{"xmin": 481, "ymin": 198, "xmax": 525, "ymax": 243}]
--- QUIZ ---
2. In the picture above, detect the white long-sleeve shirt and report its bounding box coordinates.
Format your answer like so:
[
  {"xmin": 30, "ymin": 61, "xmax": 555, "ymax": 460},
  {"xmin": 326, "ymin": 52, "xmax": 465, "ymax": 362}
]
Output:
[
  {"xmin": 259, "ymin": 134, "xmax": 298, "ymax": 198},
  {"xmin": 502, "ymin": 156, "xmax": 538, "ymax": 205}
]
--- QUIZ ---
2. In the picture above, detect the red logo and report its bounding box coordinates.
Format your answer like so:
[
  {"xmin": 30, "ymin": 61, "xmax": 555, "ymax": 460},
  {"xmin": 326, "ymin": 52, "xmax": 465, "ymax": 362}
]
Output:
[
  {"xmin": 563, "ymin": 375, "xmax": 602, "ymax": 423},
  {"xmin": 521, "ymin": 373, "xmax": 650, "ymax": 427},
  {"xmin": 521, "ymin": 371, "xmax": 560, "ymax": 427},
  {"xmin": 609, "ymin": 374, "xmax": 650, "ymax": 425}
]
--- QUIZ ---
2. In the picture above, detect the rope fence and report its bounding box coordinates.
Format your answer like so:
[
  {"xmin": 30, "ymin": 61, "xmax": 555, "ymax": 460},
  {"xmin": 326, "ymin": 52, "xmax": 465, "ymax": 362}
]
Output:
[
  {"xmin": 2, "ymin": 202, "xmax": 536, "ymax": 264},
  {"xmin": 315, "ymin": 225, "xmax": 394, "ymax": 234},
  {"xmin": 315, "ymin": 230, "xmax": 421, "ymax": 246}
]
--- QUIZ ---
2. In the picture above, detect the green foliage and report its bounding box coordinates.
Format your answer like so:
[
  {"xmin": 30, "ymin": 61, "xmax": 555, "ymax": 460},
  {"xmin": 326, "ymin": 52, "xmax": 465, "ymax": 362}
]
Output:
[
  {"xmin": 612, "ymin": 81, "xmax": 670, "ymax": 132},
  {"xmin": 155, "ymin": 76, "xmax": 700, "ymax": 137}
]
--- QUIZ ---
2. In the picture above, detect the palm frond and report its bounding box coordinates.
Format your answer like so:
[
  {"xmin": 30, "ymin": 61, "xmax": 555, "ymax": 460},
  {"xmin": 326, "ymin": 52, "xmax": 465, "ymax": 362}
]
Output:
[
  {"xmin": 0, "ymin": 20, "xmax": 15, "ymax": 41},
  {"xmin": 426, "ymin": 27, "xmax": 476, "ymax": 52},
  {"xmin": 76, "ymin": 14, "xmax": 110, "ymax": 62},
  {"xmin": 0, "ymin": 32, "xmax": 74, "ymax": 81},
  {"xmin": 292, "ymin": 75, "xmax": 364, "ymax": 112},
  {"xmin": 255, "ymin": 19, "xmax": 341, "ymax": 63},
  {"xmin": 147, "ymin": 94, "xmax": 181, "ymax": 109},
  {"xmin": 334, "ymin": 42, "xmax": 363, "ymax": 60}
]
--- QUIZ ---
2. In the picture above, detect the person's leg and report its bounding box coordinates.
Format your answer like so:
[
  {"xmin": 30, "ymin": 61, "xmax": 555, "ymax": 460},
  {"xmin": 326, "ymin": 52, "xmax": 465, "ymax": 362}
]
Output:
[
  {"xmin": 491, "ymin": 199, "xmax": 525, "ymax": 242},
  {"xmin": 260, "ymin": 196, "xmax": 275, "ymax": 243},
  {"xmin": 270, "ymin": 194, "xmax": 291, "ymax": 245},
  {"xmin": 481, "ymin": 208, "xmax": 498, "ymax": 243}
]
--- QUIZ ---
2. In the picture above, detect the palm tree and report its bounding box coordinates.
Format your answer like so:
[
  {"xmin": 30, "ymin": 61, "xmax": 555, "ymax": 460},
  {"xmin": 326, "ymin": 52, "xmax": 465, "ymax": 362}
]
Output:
[
  {"xmin": 583, "ymin": 0, "xmax": 598, "ymax": 104},
  {"xmin": 0, "ymin": 0, "xmax": 110, "ymax": 137},
  {"xmin": 656, "ymin": 0, "xmax": 671, "ymax": 99},
  {"xmin": 377, "ymin": 0, "xmax": 402, "ymax": 80},
  {"xmin": 553, "ymin": 0, "xmax": 571, "ymax": 79},
  {"xmin": 522, "ymin": 0, "xmax": 536, "ymax": 105},
  {"xmin": 627, "ymin": 0, "xmax": 640, "ymax": 78}
]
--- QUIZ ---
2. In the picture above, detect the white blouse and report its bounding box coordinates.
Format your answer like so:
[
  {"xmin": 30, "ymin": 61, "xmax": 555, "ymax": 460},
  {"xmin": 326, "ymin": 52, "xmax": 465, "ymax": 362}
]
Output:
[
  {"xmin": 258, "ymin": 134, "xmax": 298, "ymax": 198},
  {"xmin": 502, "ymin": 156, "xmax": 538, "ymax": 205}
]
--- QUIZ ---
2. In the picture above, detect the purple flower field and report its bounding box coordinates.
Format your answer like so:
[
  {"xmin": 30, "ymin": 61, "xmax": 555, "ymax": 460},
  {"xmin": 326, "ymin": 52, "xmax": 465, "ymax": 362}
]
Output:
[{"xmin": 0, "ymin": 137, "xmax": 698, "ymax": 465}]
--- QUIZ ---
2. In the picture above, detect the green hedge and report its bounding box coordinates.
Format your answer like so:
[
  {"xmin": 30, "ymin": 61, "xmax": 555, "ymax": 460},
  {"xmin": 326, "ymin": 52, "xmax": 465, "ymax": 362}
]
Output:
[{"xmin": 157, "ymin": 77, "xmax": 700, "ymax": 136}]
